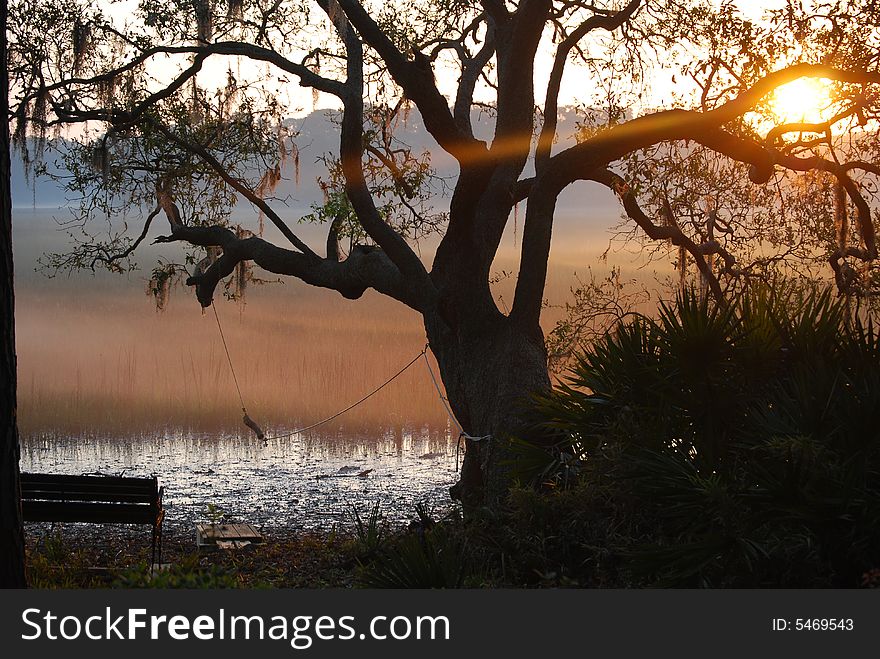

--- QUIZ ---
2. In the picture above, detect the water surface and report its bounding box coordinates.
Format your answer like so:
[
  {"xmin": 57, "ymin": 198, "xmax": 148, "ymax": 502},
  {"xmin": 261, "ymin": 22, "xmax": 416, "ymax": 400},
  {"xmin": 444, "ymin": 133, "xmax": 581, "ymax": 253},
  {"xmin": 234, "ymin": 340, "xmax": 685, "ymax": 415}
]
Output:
[{"xmin": 21, "ymin": 429, "xmax": 460, "ymax": 531}]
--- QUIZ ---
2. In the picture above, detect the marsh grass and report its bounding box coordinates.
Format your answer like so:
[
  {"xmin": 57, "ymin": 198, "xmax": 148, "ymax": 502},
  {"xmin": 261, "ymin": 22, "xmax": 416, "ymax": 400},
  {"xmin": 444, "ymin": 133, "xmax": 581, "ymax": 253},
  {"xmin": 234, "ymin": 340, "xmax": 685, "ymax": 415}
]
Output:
[
  {"xmin": 17, "ymin": 284, "xmax": 455, "ymax": 436},
  {"xmin": 14, "ymin": 206, "xmax": 665, "ymax": 440}
]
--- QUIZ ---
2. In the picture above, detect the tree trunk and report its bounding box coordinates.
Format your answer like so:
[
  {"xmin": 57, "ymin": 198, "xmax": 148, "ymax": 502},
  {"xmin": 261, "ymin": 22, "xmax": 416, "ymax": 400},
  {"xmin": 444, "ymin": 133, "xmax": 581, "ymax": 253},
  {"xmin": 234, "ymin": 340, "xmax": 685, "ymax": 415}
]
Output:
[
  {"xmin": 425, "ymin": 312, "xmax": 551, "ymax": 508},
  {"xmin": 0, "ymin": 0, "xmax": 28, "ymax": 588}
]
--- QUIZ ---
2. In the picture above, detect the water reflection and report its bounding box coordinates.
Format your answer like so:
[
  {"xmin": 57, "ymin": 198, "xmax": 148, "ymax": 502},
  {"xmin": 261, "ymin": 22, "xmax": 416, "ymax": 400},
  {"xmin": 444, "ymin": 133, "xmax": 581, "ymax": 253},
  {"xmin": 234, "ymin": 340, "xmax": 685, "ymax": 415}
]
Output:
[{"xmin": 20, "ymin": 428, "xmax": 460, "ymax": 530}]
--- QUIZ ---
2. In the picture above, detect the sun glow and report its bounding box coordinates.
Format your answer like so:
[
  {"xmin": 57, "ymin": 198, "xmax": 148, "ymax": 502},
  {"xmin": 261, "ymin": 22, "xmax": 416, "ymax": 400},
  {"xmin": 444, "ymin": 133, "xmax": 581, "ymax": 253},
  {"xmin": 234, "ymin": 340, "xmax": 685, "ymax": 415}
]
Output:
[{"xmin": 770, "ymin": 77, "xmax": 834, "ymax": 125}]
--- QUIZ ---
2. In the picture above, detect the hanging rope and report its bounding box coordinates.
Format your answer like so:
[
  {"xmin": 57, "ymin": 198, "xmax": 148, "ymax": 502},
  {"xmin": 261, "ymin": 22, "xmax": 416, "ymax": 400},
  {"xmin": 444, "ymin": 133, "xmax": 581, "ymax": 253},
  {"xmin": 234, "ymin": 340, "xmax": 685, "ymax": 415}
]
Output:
[
  {"xmin": 211, "ymin": 301, "xmax": 487, "ymax": 453},
  {"xmin": 267, "ymin": 347, "xmax": 428, "ymax": 440},
  {"xmin": 212, "ymin": 302, "xmax": 265, "ymax": 440},
  {"xmin": 212, "ymin": 300, "xmax": 430, "ymax": 441},
  {"xmin": 212, "ymin": 302, "xmax": 245, "ymax": 409},
  {"xmin": 420, "ymin": 351, "xmax": 491, "ymax": 472},
  {"xmin": 421, "ymin": 351, "xmax": 491, "ymax": 443}
]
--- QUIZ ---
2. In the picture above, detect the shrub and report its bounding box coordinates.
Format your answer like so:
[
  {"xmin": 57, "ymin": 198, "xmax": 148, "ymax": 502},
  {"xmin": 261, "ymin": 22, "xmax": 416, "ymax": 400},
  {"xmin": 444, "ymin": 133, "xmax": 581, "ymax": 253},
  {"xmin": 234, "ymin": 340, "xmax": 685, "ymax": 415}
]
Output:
[
  {"xmin": 355, "ymin": 505, "xmax": 483, "ymax": 588},
  {"xmin": 526, "ymin": 284, "xmax": 880, "ymax": 587}
]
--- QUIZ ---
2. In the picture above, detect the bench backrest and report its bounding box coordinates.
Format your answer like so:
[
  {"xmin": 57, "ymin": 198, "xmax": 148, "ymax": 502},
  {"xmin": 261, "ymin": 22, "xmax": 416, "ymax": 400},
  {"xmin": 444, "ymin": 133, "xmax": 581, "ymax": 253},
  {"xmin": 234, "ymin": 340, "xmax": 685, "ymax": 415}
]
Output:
[{"xmin": 20, "ymin": 472, "xmax": 162, "ymax": 525}]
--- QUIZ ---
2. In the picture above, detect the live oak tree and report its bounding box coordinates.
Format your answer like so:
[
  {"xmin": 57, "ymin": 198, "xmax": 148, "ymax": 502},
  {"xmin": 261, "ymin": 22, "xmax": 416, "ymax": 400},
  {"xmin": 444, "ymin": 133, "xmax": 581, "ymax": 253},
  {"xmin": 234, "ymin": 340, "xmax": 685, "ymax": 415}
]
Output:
[{"xmin": 8, "ymin": 0, "xmax": 880, "ymax": 505}]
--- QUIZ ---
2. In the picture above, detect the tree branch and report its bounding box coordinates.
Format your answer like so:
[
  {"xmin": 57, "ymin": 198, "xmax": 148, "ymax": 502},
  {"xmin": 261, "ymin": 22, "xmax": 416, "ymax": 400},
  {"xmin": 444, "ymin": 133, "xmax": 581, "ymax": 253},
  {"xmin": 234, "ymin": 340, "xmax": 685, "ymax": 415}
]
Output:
[
  {"xmin": 512, "ymin": 0, "xmax": 641, "ymax": 325},
  {"xmin": 92, "ymin": 205, "xmax": 162, "ymax": 269},
  {"xmin": 34, "ymin": 41, "xmax": 344, "ymax": 101},
  {"xmin": 144, "ymin": 117, "xmax": 320, "ymax": 258},
  {"xmin": 765, "ymin": 104, "xmax": 860, "ymax": 146},
  {"xmin": 480, "ymin": 0, "xmax": 510, "ymax": 24},
  {"xmin": 546, "ymin": 63, "xmax": 880, "ymax": 187},
  {"xmin": 693, "ymin": 129, "xmax": 877, "ymax": 259},
  {"xmin": 47, "ymin": 53, "xmax": 210, "ymax": 130},
  {"xmin": 333, "ymin": 0, "xmax": 487, "ymax": 163},
  {"xmin": 153, "ymin": 224, "xmax": 425, "ymax": 311},
  {"xmin": 536, "ymin": 0, "xmax": 641, "ymax": 170},
  {"xmin": 453, "ymin": 21, "xmax": 496, "ymax": 138},
  {"xmin": 492, "ymin": 0, "xmax": 551, "ymax": 161},
  {"xmin": 590, "ymin": 169, "xmax": 726, "ymax": 301},
  {"xmin": 334, "ymin": 9, "xmax": 437, "ymax": 310}
]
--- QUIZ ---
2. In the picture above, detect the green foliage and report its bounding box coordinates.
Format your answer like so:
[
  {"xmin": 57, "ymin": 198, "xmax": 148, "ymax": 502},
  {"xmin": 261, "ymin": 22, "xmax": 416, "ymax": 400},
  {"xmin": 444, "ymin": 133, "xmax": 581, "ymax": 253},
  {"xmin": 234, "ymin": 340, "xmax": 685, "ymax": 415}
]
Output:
[
  {"xmin": 526, "ymin": 283, "xmax": 880, "ymax": 587},
  {"xmin": 204, "ymin": 502, "xmax": 226, "ymax": 525},
  {"xmin": 351, "ymin": 503, "xmax": 481, "ymax": 589},
  {"xmin": 351, "ymin": 501, "xmax": 386, "ymax": 560},
  {"xmin": 357, "ymin": 523, "xmax": 470, "ymax": 589},
  {"xmin": 25, "ymin": 529, "xmax": 103, "ymax": 589},
  {"xmin": 113, "ymin": 556, "xmax": 242, "ymax": 588}
]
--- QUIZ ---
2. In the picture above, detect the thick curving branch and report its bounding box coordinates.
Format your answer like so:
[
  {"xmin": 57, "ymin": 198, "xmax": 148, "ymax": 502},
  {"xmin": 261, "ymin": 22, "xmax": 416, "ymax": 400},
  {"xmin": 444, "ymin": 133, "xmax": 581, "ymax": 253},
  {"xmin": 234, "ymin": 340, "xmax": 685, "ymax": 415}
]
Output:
[
  {"xmin": 506, "ymin": 63, "xmax": 880, "ymax": 312},
  {"xmin": 334, "ymin": 7, "xmax": 438, "ymax": 310},
  {"xmin": 536, "ymin": 0, "xmax": 641, "ymax": 171},
  {"xmin": 333, "ymin": 0, "xmax": 488, "ymax": 164},
  {"xmin": 546, "ymin": 63, "xmax": 880, "ymax": 188},
  {"xmin": 153, "ymin": 224, "xmax": 425, "ymax": 311}
]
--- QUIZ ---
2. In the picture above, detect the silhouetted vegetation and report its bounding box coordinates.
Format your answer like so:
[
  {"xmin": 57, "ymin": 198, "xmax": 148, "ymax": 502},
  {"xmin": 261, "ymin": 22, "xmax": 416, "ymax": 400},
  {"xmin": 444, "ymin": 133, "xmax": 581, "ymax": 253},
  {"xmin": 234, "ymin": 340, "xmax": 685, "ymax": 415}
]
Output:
[
  {"xmin": 498, "ymin": 284, "xmax": 880, "ymax": 587},
  {"xmin": 351, "ymin": 284, "xmax": 880, "ymax": 588}
]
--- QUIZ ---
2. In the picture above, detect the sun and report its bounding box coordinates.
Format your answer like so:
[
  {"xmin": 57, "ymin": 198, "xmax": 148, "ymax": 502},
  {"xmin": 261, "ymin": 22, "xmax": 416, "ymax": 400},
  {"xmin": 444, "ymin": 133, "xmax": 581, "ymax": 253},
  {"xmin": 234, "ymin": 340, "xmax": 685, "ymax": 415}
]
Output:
[{"xmin": 770, "ymin": 77, "xmax": 833, "ymax": 125}]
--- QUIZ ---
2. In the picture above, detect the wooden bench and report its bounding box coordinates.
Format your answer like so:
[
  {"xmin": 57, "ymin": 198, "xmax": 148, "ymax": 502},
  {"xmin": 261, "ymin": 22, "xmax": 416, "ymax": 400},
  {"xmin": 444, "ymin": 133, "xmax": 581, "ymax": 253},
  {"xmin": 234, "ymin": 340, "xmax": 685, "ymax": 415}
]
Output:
[{"xmin": 20, "ymin": 472, "xmax": 165, "ymax": 567}]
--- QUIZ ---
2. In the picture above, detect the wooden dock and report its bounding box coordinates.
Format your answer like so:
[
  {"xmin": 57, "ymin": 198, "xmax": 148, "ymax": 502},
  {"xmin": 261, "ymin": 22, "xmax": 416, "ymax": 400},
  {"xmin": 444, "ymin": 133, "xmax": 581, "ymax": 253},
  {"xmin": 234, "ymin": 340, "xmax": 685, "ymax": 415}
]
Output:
[{"xmin": 196, "ymin": 523, "xmax": 264, "ymax": 551}]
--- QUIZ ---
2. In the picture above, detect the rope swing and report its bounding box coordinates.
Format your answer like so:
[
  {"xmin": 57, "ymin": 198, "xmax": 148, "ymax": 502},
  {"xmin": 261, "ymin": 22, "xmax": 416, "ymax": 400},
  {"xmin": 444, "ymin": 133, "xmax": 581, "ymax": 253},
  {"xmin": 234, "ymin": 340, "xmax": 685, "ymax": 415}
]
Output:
[
  {"xmin": 211, "ymin": 303, "xmax": 266, "ymax": 440},
  {"xmin": 211, "ymin": 301, "xmax": 473, "ymax": 443}
]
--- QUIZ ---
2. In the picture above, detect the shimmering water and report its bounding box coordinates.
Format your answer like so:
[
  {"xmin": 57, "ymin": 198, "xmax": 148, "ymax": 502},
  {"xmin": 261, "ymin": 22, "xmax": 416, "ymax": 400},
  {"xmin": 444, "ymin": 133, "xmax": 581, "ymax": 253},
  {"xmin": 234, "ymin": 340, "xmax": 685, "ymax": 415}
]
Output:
[{"xmin": 20, "ymin": 429, "xmax": 460, "ymax": 531}]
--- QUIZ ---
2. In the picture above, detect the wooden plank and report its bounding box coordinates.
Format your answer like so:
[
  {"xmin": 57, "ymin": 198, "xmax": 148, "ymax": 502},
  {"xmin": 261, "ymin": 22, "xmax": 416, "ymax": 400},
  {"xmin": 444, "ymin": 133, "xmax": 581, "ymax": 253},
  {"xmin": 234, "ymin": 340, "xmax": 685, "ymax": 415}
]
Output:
[
  {"xmin": 21, "ymin": 472, "xmax": 156, "ymax": 484},
  {"xmin": 22, "ymin": 501, "xmax": 159, "ymax": 524},
  {"xmin": 195, "ymin": 523, "xmax": 263, "ymax": 546},
  {"xmin": 230, "ymin": 524, "xmax": 262, "ymax": 541},
  {"xmin": 21, "ymin": 477, "xmax": 154, "ymax": 488},
  {"xmin": 21, "ymin": 482, "xmax": 155, "ymax": 494},
  {"xmin": 21, "ymin": 482, "xmax": 155, "ymax": 496},
  {"xmin": 21, "ymin": 473, "xmax": 157, "ymax": 490},
  {"xmin": 21, "ymin": 490, "xmax": 156, "ymax": 504},
  {"xmin": 220, "ymin": 523, "xmax": 261, "ymax": 540}
]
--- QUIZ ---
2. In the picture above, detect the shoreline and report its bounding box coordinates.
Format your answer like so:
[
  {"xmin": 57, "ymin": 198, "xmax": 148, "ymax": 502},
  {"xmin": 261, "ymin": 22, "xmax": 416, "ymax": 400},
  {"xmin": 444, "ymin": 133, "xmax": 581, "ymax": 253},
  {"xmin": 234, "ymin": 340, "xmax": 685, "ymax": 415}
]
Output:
[{"xmin": 24, "ymin": 519, "xmax": 375, "ymax": 588}]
